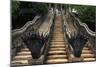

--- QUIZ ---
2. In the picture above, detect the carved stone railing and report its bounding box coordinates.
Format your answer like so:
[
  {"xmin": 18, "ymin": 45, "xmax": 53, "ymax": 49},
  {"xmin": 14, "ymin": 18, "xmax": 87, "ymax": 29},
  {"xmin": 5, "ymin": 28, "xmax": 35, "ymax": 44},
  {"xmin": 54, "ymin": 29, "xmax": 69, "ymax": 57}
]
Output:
[
  {"xmin": 12, "ymin": 16, "xmax": 40, "ymax": 36},
  {"xmin": 64, "ymin": 10, "xmax": 96, "ymax": 55},
  {"xmin": 61, "ymin": 9, "xmax": 74, "ymax": 62},
  {"xmin": 61, "ymin": 9, "xmax": 72, "ymax": 62},
  {"xmin": 34, "ymin": 12, "xmax": 55, "ymax": 64},
  {"xmin": 11, "ymin": 13, "xmax": 54, "ymax": 66},
  {"xmin": 11, "ymin": 16, "xmax": 41, "ymax": 59},
  {"xmin": 70, "ymin": 12, "xmax": 95, "ymax": 36},
  {"xmin": 70, "ymin": 12, "xmax": 96, "ymax": 54},
  {"xmin": 62, "ymin": 9, "xmax": 96, "ymax": 61}
]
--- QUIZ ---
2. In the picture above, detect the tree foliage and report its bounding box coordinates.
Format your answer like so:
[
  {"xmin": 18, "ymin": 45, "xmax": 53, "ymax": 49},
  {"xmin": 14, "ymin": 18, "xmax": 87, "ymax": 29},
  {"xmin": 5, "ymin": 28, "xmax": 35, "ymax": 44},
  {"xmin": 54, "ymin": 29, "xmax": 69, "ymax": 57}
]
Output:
[
  {"xmin": 11, "ymin": 1, "xmax": 49, "ymax": 29},
  {"xmin": 71, "ymin": 5, "xmax": 95, "ymax": 22},
  {"xmin": 11, "ymin": 1, "xmax": 20, "ymax": 16},
  {"xmin": 12, "ymin": 1, "xmax": 48, "ymax": 16},
  {"xmin": 70, "ymin": 5, "xmax": 96, "ymax": 31}
]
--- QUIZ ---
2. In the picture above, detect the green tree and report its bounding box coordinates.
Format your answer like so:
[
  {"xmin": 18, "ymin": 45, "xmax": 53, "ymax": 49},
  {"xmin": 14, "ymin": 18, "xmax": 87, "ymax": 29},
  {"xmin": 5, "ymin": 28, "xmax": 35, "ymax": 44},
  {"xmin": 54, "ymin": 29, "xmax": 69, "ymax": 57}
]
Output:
[
  {"xmin": 70, "ymin": 5, "xmax": 96, "ymax": 31},
  {"xmin": 19, "ymin": 2, "xmax": 48, "ymax": 15},
  {"xmin": 71, "ymin": 5, "xmax": 95, "ymax": 22},
  {"xmin": 11, "ymin": 0, "xmax": 20, "ymax": 16}
]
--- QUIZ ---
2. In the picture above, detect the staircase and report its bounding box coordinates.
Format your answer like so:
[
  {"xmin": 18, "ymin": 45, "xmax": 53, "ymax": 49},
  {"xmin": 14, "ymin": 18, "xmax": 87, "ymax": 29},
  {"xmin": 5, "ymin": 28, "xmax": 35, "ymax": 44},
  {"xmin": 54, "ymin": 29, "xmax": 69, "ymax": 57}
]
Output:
[
  {"xmin": 81, "ymin": 46, "xmax": 95, "ymax": 62},
  {"xmin": 11, "ymin": 13, "xmax": 96, "ymax": 66},
  {"xmin": 69, "ymin": 45, "xmax": 96, "ymax": 62},
  {"xmin": 46, "ymin": 15, "xmax": 68, "ymax": 64},
  {"xmin": 11, "ymin": 48, "xmax": 32, "ymax": 65}
]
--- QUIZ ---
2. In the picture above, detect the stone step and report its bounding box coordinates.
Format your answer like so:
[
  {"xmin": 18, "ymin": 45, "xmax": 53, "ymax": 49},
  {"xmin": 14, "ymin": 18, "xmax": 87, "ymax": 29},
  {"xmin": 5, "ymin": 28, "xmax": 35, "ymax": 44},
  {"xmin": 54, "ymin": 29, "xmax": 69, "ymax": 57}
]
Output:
[
  {"xmin": 14, "ymin": 55, "xmax": 32, "ymax": 59},
  {"xmin": 12, "ymin": 60, "xmax": 29, "ymax": 64},
  {"xmin": 53, "ymin": 31, "xmax": 63, "ymax": 33},
  {"xmin": 55, "ymin": 25, "xmax": 61, "ymax": 26},
  {"xmin": 54, "ymin": 28, "xmax": 62, "ymax": 30},
  {"xmin": 54, "ymin": 29, "xmax": 62, "ymax": 31},
  {"xmin": 55, "ymin": 25, "xmax": 62, "ymax": 26},
  {"xmin": 81, "ymin": 54, "xmax": 95, "ymax": 58},
  {"xmin": 21, "ymin": 48, "xmax": 29, "ymax": 51},
  {"xmin": 51, "ymin": 42, "xmax": 65, "ymax": 45},
  {"xmin": 17, "ymin": 52, "xmax": 31, "ymax": 55},
  {"xmin": 48, "ymin": 51, "xmax": 66, "ymax": 55},
  {"xmin": 53, "ymin": 33, "xmax": 62, "ymax": 34},
  {"xmin": 52, "ymin": 35, "xmax": 64, "ymax": 38},
  {"xmin": 46, "ymin": 59, "xmax": 68, "ymax": 64},
  {"xmin": 53, "ymin": 32, "xmax": 62, "ymax": 34},
  {"xmin": 47, "ymin": 55, "xmax": 67, "ymax": 59},
  {"xmin": 83, "ymin": 47, "xmax": 89, "ymax": 50},
  {"xmin": 54, "ymin": 27, "xmax": 62, "ymax": 29},
  {"xmin": 53, "ymin": 31, "xmax": 62, "ymax": 33},
  {"xmin": 49, "ymin": 48, "xmax": 66, "ymax": 51},
  {"xmin": 51, "ymin": 40, "xmax": 64, "ymax": 42},
  {"xmin": 52, "ymin": 38, "xmax": 64, "ymax": 40},
  {"xmin": 55, "ymin": 24, "xmax": 62, "ymax": 25},
  {"xmin": 83, "ymin": 58, "xmax": 96, "ymax": 62},
  {"xmin": 53, "ymin": 35, "xmax": 63, "ymax": 37},
  {"xmin": 82, "ymin": 50, "xmax": 92, "ymax": 54},
  {"xmin": 53, "ymin": 32, "xmax": 63, "ymax": 34},
  {"xmin": 50, "ymin": 44, "xmax": 65, "ymax": 47},
  {"xmin": 52, "ymin": 34, "xmax": 63, "ymax": 36},
  {"xmin": 13, "ymin": 57, "xmax": 32, "ymax": 60},
  {"xmin": 54, "ymin": 25, "xmax": 62, "ymax": 27}
]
